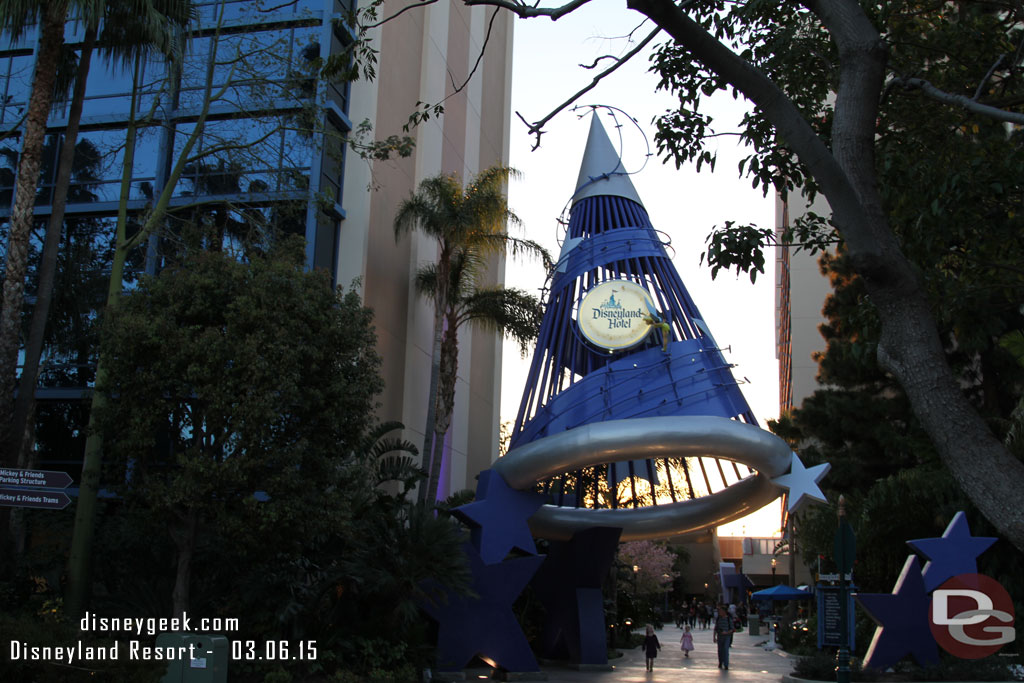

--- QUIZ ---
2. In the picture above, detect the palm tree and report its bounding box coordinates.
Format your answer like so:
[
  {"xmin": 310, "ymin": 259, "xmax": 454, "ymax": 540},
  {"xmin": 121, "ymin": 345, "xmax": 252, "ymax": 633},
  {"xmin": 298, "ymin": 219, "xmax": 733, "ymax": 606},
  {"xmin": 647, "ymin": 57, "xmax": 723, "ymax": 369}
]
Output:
[
  {"xmin": 394, "ymin": 167, "xmax": 550, "ymax": 504},
  {"xmin": 0, "ymin": 0, "xmax": 72, "ymax": 453}
]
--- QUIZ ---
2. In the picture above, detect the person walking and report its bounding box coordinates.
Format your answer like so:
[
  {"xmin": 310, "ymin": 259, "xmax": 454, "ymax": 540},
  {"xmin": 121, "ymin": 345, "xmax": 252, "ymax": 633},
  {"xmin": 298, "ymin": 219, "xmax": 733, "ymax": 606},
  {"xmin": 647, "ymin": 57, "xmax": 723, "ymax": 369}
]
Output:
[
  {"xmin": 680, "ymin": 624, "xmax": 694, "ymax": 659},
  {"xmin": 713, "ymin": 604, "xmax": 735, "ymax": 670},
  {"xmin": 643, "ymin": 624, "xmax": 661, "ymax": 671}
]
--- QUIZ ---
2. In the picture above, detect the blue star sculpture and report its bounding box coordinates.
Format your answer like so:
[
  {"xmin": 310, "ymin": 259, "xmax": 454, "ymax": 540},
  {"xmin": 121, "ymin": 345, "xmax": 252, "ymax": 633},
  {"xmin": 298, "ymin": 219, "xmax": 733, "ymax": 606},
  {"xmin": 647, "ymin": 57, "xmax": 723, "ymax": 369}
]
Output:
[
  {"xmin": 857, "ymin": 556, "xmax": 939, "ymax": 670},
  {"xmin": 421, "ymin": 543, "xmax": 544, "ymax": 673},
  {"xmin": 907, "ymin": 511, "xmax": 997, "ymax": 592},
  {"xmin": 452, "ymin": 469, "xmax": 547, "ymax": 564},
  {"xmin": 771, "ymin": 452, "xmax": 830, "ymax": 512},
  {"xmin": 531, "ymin": 526, "xmax": 621, "ymax": 666}
]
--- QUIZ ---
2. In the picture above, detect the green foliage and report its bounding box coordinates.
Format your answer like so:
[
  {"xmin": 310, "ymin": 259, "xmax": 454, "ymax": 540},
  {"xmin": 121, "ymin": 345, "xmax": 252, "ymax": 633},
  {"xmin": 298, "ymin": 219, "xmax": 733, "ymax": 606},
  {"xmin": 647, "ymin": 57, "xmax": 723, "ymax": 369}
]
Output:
[
  {"xmin": 793, "ymin": 651, "xmax": 877, "ymax": 682},
  {"xmin": 80, "ymin": 245, "xmax": 471, "ymax": 676},
  {"xmin": 263, "ymin": 669, "xmax": 293, "ymax": 683},
  {"xmin": 776, "ymin": 614, "xmax": 816, "ymax": 656},
  {"xmin": 0, "ymin": 610, "xmax": 166, "ymax": 682},
  {"xmin": 96, "ymin": 245, "xmax": 383, "ymax": 566},
  {"xmin": 700, "ymin": 221, "xmax": 773, "ymax": 283},
  {"xmin": 653, "ymin": 2, "xmax": 1024, "ymax": 365}
]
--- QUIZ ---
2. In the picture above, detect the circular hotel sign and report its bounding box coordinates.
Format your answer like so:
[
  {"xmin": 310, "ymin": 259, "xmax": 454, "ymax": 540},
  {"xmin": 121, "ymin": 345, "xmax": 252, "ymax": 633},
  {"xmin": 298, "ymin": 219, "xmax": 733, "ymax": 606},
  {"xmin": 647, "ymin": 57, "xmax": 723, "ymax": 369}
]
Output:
[{"xmin": 578, "ymin": 280, "xmax": 656, "ymax": 351}]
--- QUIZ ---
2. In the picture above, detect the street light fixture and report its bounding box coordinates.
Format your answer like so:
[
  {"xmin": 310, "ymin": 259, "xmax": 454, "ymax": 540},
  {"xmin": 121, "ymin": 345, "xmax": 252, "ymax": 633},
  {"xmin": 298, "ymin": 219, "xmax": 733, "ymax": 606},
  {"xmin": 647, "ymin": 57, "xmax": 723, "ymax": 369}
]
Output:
[{"xmin": 771, "ymin": 557, "xmax": 777, "ymax": 585}]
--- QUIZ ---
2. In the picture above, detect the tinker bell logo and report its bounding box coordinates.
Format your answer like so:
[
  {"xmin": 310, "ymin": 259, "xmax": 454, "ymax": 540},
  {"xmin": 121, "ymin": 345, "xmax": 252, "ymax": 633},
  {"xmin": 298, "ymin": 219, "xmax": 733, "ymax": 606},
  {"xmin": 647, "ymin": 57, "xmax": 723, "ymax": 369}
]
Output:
[{"xmin": 600, "ymin": 293, "xmax": 622, "ymax": 309}]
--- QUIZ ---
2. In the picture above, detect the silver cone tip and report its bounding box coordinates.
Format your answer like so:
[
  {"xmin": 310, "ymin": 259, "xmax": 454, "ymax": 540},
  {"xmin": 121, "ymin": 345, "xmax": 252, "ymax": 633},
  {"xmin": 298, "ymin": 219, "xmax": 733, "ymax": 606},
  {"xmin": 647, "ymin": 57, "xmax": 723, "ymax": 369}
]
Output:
[{"xmin": 571, "ymin": 113, "xmax": 644, "ymax": 208}]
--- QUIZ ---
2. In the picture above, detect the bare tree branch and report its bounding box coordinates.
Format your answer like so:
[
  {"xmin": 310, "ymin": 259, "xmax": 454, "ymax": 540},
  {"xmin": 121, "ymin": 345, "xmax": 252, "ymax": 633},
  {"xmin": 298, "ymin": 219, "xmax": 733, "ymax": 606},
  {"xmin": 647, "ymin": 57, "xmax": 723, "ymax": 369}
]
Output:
[
  {"xmin": 517, "ymin": 25, "xmax": 660, "ymax": 149},
  {"xmin": 893, "ymin": 76, "xmax": 1024, "ymax": 124},
  {"xmin": 446, "ymin": 8, "xmax": 501, "ymax": 102},
  {"xmin": 365, "ymin": 0, "xmax": 440, "ymax": 29},
  {"xmin": 579, "ymin": 54, "xmax": 619, "ymax": 70},
  {"xmin": 974, "ymin": 53, "xmax": 1006, "ymax": 101},
  {"xmin": 464, "ymin": 0, "xmax": 593, "ymax": 21}
]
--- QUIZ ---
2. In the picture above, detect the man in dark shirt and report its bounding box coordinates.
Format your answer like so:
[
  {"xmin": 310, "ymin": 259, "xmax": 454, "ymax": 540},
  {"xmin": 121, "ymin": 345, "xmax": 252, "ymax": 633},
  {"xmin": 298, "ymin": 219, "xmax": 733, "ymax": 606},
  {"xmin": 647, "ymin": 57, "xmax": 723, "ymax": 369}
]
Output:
[{"xmin": 713, "ymin": 604, "xmax": 735, "ymax": 669}]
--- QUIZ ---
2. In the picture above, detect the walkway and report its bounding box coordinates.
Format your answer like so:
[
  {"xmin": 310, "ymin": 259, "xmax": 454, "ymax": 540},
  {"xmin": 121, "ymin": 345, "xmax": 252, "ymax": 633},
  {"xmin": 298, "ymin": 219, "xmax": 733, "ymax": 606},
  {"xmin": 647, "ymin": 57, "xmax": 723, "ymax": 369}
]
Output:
[{"xmin": 528, "ymin": 623, "xmax": 795, "ymax": 683}]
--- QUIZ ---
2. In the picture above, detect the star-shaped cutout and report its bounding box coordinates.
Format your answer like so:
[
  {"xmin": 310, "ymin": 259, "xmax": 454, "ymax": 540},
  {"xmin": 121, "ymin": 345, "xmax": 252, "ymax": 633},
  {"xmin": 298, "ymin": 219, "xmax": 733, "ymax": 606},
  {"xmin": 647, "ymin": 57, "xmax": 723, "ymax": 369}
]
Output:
[
  {"xmin": 857, "ymin": 556, "xmax": 939, "ymax": 670},
  {"xmin": 907, "ymin": 511, "xmax": 997, "ymax": 592},
  {"xmin": 452, "ymin": 469, "xmax": 547, "ymax": 565},
  {"xmin": 771, "ymin": 452, "xmax": 830, "ymax": 512},
  {"xmin": 421, "ymin": 544, "xmax": 543, "ymax": 673}
]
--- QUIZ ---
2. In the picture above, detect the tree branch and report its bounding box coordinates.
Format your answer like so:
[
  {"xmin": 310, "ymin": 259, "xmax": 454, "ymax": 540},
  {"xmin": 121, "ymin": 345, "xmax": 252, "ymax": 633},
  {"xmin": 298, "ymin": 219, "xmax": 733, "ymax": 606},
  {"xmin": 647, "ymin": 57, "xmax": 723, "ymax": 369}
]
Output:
[
  {"xmin": 464, "ymin": 0, "xmax": 592, "ymax": 21},
  {"xmin": 516, "ymin": 25, "xmax": 660, "ymax": 149},
  {"xmin": 627, "ymin": 0, "xmax": 885, "ymax": 263},
  {"xmin": 893, "ymin": 76, "xmax": 1024, "ymax": 124},
  {"xmin": 974, "ymin": 53, "xmax": 1006, "ymax": 101},
  {"xmin": 364, "ymin": 0, "xmax": 440, "ymax": 29},
  {"xmin": 447, "ymin": 8, "xmax": 501, "ymax": 97}
]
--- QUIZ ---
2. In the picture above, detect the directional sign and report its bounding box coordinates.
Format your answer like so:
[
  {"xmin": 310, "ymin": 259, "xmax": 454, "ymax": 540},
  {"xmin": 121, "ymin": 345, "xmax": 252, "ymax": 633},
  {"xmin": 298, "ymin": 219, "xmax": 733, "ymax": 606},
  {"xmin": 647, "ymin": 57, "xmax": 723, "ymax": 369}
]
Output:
[
  {"xmin": 0, "ymin": 488, "xmax": 71, "ymax": 510},
  {"xmin": 0, "ymin": 468, "xmax": 72, "ymax": 489},
  {"xmin": 817, "ymin": 584, "xmax": 856, "ymax": 649}
]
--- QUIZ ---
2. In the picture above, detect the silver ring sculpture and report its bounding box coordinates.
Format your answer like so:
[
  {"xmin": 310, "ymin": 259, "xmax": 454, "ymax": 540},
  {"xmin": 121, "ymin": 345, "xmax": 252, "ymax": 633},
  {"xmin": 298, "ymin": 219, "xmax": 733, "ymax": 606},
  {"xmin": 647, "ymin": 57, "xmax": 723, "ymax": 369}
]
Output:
[{"xmin": 494, "ymin": 415, "xmax": 791, "ymax": 541}]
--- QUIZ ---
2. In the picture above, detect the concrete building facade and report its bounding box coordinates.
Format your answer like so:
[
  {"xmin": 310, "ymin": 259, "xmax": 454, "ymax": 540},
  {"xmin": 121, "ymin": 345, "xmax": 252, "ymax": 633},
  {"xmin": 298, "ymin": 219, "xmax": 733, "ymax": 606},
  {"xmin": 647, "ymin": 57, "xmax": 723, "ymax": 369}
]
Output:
[
  {"xmin": 775, "ymin": 194, "xmax": 834, "ymax": 414},
  {"xmin": 341, "ymin": 0, "xmax": 514, "ymax": 497}
]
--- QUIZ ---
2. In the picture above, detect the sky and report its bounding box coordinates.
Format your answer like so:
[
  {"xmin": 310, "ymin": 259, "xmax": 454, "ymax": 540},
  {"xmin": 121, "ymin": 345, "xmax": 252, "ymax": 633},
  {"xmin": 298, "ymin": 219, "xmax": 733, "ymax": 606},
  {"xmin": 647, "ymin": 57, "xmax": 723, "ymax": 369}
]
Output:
[{"xmin": 499, "ymin": 6, "xmax": 784, "ymax": 537}]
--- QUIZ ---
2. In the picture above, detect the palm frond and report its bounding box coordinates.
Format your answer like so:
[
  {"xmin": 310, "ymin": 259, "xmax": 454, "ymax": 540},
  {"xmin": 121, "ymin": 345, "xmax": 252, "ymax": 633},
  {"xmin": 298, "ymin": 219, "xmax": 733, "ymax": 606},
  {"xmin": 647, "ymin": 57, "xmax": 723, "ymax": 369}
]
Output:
[
  {"xmin": 469, "ymin": 234, "xmax": 553, "ymax": 270},
  {"xmin": 369, "ymin": 436, "xmax": 419, "ymax": 460},
  {"xmin": 1, "ymin": 0, "xmax": 46, "ymax": 40},
  {"xmin": 374, "ymin": 455, "xmax": 424, "ymax": 491},
  {"xmin": 98, "ymin": 0, "xmax": 196, "ymax": 68},
  {"xmin": 458, "ymin": 287, "xmax": 545, "ymax": 355},
  {"xmin": 413, "ymin": 263, "xmax": 439, "ymax": 299}
]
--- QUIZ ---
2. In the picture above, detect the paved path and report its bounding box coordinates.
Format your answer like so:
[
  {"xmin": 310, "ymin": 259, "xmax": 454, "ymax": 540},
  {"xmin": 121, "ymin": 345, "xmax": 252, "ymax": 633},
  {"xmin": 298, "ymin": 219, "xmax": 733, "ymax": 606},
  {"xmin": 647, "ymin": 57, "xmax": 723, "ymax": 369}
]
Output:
[{"xmin": 527, "ymin": 623, "xmax": 795, "ymax": 683}]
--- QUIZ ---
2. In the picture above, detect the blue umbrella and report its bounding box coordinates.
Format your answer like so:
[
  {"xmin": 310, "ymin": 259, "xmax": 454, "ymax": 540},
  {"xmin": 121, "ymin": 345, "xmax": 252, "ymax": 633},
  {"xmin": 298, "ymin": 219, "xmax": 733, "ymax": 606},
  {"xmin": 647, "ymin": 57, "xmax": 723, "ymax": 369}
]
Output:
[{"xmin": 750, "ymin": 584, "xmax": 812, "ymax": 601}]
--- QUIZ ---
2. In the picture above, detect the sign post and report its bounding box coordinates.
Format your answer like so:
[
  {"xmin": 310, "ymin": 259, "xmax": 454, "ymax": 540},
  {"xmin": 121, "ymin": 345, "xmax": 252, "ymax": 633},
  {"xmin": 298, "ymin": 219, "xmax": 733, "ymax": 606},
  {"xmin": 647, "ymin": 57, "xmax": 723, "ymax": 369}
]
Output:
[
  {"xmin": 0, "ymin": 468, "xmax": 72, "ymax": 510},
  {"xmin": 834, "ymin": 495, "xmax": 856, "ymax": 683}
]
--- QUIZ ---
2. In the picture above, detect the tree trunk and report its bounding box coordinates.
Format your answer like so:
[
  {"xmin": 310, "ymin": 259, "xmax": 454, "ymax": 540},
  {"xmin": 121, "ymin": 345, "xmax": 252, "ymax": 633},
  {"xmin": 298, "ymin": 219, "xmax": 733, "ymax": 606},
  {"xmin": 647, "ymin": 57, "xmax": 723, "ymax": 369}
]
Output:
[
  {"xmin": 66, "ymin": 52, "xmax": 147, "ymax": 617},
  {"xmin": 11, "ymin": 24, "xmax": 97, "ymax": 463},
  {"xmin": 67, "ymin": 26, "xmax": 237, "ymax": 615},
  {"xmin": 425, "ymin": 308, "xmax": 460, "ymax": 504},
  {"xmin": 0, "ymin": 1, "xmax": 69, "ymax": 456},
  {"xmin": 417, "ymin": 300, "xmax": 444, "ymax": 504},
  {"xmin": 417, "ymin": 249, "xmax": 450, "ymax": 505},
  {"xmin": 170, "ymin": 509, "xmax": 199, "ymax": 620}
]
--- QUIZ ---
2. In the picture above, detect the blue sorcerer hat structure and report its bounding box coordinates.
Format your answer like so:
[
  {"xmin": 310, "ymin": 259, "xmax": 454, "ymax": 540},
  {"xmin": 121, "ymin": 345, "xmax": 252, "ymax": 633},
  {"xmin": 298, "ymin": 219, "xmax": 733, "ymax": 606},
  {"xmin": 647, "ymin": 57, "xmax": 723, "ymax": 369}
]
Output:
[{"xmin": 430, "ymin": 111, "xmax": 831, "ymax": 674}]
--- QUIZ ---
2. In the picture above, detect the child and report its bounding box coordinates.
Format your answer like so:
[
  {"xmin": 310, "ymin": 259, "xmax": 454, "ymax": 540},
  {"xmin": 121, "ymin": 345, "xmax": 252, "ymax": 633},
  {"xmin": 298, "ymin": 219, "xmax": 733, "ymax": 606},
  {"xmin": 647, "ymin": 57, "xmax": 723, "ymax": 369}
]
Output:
[
  {"xmin": 680, "ymin": 624, "xmax": 694, "ymax": 658},
  {"xmin": 643, "ymin": 624, "xmax": 661, "ymax": 671}
]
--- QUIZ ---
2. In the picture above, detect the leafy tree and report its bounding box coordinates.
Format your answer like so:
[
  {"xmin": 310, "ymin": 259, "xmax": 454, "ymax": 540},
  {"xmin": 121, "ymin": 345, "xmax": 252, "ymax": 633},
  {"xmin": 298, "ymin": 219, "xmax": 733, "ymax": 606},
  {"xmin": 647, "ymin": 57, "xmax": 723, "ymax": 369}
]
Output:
[
  {"xmin": 94, "ymin": 243, "xmax": 383, "ymax": 618},
  {"xmin": 771, "ymin": 251, "xmax": 1024, "ymax": 605},
  {"xmin": 65, "ymin": 2, "xmax": 329, "ymax": 615},
  {"xmin": 394, "ymin": 167, "xmax": 549, "ymax": 504},
  {"xmin": 461, "ymin": 0, "xmax": 1024, "ymax": 550}
]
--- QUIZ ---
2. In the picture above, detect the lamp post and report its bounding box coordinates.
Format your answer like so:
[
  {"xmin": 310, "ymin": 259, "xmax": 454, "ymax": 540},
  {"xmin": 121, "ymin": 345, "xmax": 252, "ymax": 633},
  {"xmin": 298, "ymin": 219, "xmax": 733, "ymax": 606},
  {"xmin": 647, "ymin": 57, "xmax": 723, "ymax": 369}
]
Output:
[
  {"xmin": 662, "ymin": 573, "xmax": 672, "ymax": 619},
  {"xmin": 771, "ymin": 557, "xmax": 777, "ymax": 586},
  {"xmin": 628, "ymin": 564, "xmax": 639, "ymax": 631}
]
